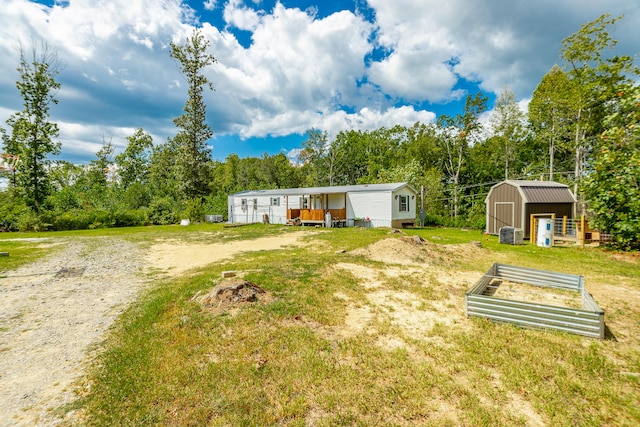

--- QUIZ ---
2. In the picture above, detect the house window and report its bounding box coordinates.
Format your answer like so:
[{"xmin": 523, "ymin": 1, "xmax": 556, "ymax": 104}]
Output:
[
  {"xmin": 253, "ymin": 198, "xmax": 258, "ymax": 210},
  {"xmin": 399, "ymin": 195, "xmax": 409, "ymax": 212},
  {"xmin": 301, "ymin": 197, "xmax": 309, "ymax": 209},
  {"xmin": 271, "ymin": 197, "xmax": 280, "ymax": 206},
  {"xmin": 241, "ymin": 198, "xmax": 247, "ymax": 212}
]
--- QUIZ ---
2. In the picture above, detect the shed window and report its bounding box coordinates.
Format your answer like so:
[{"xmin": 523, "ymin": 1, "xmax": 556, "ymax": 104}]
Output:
[
  {"xmin": 253, "ymin": 198, "xmax": 258, "ymax": 210},
  {"xmin": 271, "ymin": 197, "xmax": 280, "ymax": 206},
  {"xmin": 241, "ymin": 198, "xmax": 247, "ymax": 212},
  {"xmin": 399, "ymin": 195, "xmax": 409, "ymax": 212}
]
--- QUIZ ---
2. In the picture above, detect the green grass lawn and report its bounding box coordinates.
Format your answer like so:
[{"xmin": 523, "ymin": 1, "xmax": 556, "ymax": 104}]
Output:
[{"xmin": 5, "ymin": 225, "xmax": 639, "ymax": 426}]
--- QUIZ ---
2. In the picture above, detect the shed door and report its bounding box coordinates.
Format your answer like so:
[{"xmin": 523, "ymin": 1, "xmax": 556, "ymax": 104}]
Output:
[{"xmin": 494, "ymin": 202, "xmax": 514, "ymax": 231}]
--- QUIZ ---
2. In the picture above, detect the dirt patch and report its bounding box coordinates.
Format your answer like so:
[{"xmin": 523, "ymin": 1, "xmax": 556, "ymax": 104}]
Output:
[
  {"xmin": 334, "ymin": 239, "xmax": 474, "ymax": 344},
  {"xmin": 367, "ymin": 290, "xmax": 466, "ymax": 338},
  {"xmin": 340, "ymin": 303, "xmax": 376, "ymax": 338},
  {"xmin": 193, "ymin": 279, "xmax": 272, "ymax": 315},
  {"xmin": 349, "ymin": 236, "xmax": 482, "ymax": 267},
  {"xmin": 146, "ymin": 231, "xmax": 313, "ymax": 276},
  {"xmin": 349, "ymin": 236, "xmax": 436, "ymax": 265},
  {"xmin": 487, "ymin": 279, "xmax": 583, "ymax": 308},
  {"xmin": 0, "ymin": 231, "xmax": 310, "ymax": 426},
  {"xmin": 0, "ymin": 237, "xmax": 146, "ymax": 427}
]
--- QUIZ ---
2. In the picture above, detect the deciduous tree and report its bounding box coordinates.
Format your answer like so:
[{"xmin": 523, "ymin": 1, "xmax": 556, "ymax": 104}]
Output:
[
  {"xmin": 437, "ymin": 93, "xmax": 487, "ymax": 219},
  {"xmin": 1, "ymin": 43, "xmax": 61, "ymax": 212},
  {"xmin": 490, "ymin": 87, "xmax": 526, "ymax": 180},
  {"xmin": 560, "ymin": 14, "xmax": 637, "ymax": 197},
  {"xmin": 582, "ymin": 84, "xmax": 640, "ymax": 250},
  {"xmin": 528, "ymin": 65, "xmax": 575, "ymax": 180},
  {"xmin": 115, "ymin": 128, "xmax": 153, "ymax": 189}
]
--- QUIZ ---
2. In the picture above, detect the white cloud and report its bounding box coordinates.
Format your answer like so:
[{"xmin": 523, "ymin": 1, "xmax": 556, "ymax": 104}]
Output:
[
  {"xmin": 223, "ymin": 0, "xmax": 262, "ymax": 31},
  {"xmin": 1, "ymin": 0, "xmax": 638, "ymax": 163},
  {"xmin": 367, "ymin": 0, "xmax": 639, "ymax": 100},
  {"xmin": 206, "ymin": 3, "xmax": 376, "ymax": 138}
]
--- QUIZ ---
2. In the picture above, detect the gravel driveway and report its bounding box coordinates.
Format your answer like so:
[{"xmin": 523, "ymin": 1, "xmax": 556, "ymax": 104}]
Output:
[{"xmin": 0, "ymin": 237, "xmax": 146, "ymax": 426}]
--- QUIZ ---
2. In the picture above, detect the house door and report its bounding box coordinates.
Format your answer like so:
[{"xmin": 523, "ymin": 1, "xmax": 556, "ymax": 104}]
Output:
[{"xmin": 494, "ymin": 202, "xmax": 514, "ymax": 232}]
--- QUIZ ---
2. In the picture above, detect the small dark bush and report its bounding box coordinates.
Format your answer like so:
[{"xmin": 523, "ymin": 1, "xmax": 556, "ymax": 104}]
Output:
[
  {"xmin": 0, "ymin": 192, "xmax": 29, "ymax": 231},
  {"xmin": 113, "ymin": 208, "xmax": 148, "ymax": 227},
  {"xmin": 148, "ymin": 197, "xmax": 177, "ymax": 225}
]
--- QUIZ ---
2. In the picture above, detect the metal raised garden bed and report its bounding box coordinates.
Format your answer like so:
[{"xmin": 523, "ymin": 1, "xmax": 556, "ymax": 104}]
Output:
[{"xmin": 465, "ymin": 263, "xmax": 604, "ymax": 339}]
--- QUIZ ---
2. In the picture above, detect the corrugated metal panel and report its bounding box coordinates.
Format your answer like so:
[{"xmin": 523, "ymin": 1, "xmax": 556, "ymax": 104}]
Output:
[
  {"xmin": 520, "ymin": 186, "xmax": 576, "ymax": 203},
  {"xmin": 230, "ymin": 182, "xmax": 414, "ymax": 197},
  {"xmin": 494, "ymin": 264, "xmax": 582, "ymax": 291},
  {"xmin": 504, "ymin": 180, "xmax": 568, "ymax": 188},
  {"xmin": 466, "ymin": 263, "xmax": 604, "ymax": 339},
  {"xmin": 466, "ymin": 295, "xmax": 604, "ymax": 338}
]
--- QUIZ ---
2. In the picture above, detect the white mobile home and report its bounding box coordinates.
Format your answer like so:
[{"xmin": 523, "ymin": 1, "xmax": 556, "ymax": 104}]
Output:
[{"xmin": 228, "ymin": 182, "xmax": 417, "ymax": 228}]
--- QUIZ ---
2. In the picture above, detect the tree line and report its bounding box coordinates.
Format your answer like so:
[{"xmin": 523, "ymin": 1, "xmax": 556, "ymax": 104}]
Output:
[{"xmin": 1, "ymin": 16, "xmax": 638, "ymax": 249}]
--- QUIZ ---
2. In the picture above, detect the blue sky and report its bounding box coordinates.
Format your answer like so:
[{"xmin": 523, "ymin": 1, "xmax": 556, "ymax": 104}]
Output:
[{"xmin": 0, "ymin": 0, "xmax": 638, "ymax": 164}]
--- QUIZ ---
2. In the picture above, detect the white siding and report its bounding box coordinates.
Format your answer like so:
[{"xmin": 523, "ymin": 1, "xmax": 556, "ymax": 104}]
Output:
[
  {"xmin": 391, "ymin": 187, "xmax": 416, "ymax": 221},
  {"xmin": 327, "ymin": 193, "xmax": 345, "ymax": 209},
  {"xmin": 228, "ymin": 195, "xmax": 288, "ymax": 225},
  {"xmin": 348, "ymin": 191, "xmax": 392, "ymax": 227}
]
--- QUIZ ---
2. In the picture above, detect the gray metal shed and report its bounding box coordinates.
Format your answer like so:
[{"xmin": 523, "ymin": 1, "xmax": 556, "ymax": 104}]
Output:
[{"xmin": 485, "ymin": 180, "xmax": 576, "ymax": 239}]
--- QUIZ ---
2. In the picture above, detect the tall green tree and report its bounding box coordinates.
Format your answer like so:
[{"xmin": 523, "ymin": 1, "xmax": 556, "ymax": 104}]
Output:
[
  {"xmin": 88, "ymin": 136, "xmax": 115, "ymax": 188},
  {"xmin": 115, "ymin": 128, "xmax": 153, "ymax": 189},
  {"xmin": 489, "ymin": 87, "xmax": 526, "ymax": 180},
  {"xmin": 148, "ymin": 140, "xmax": 179, "ymax": 200},
  {"xmin": 399, "ymin": 122, "xmax": 441, "ymax": 171},
  {"xmin": 299, "ymin": 128, "xmax": 329, "ymax": 186},
  {"xmin": 170, "ymin": 28, "xmax": 217, "ymax": 200},
  {"xmin": 437, "ymin": 93, "xmax": 487, "ymax": 218},
  {"xmin": 331, "ymin": 130, "xmax": 369, "ymax": 185},
  {"xmin": 1, "ymin": 43, "xmax": 61, "ymax": 212},
  {"xmin": 582, "ymin": 84, "xmax": 640, "ymax": 250},
  {"xmin": 528, "ymin": 65, "xmax": 575, "ymax": 180},
  {"xmin": 560, "ymin": 14, "xmax": 637, "ymax": 197}
]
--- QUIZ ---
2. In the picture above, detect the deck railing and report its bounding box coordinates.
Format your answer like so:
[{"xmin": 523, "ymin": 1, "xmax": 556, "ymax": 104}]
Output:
[{"xmin": 288, "ymin": 208, "xmax": 347, "ymax": 222}]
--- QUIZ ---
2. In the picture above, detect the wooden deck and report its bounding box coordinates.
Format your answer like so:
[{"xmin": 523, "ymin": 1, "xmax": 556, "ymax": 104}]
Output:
[{"xmin": 288, "ymin": 208, "xmax": 346, "ymax": 227}]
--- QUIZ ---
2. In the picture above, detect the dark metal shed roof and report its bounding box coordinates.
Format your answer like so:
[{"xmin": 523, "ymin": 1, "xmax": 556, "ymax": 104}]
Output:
[
  {"xmin": 485, "ymin": 180, "xmax": 576, "ymax": 204},
  {"xmin": 505, "ymin": 180, "xmax": 576, "ymax": 204}
]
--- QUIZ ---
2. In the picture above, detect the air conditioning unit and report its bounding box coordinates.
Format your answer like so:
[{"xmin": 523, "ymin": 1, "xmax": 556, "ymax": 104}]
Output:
[{"xmin": 499, "ymin": 226, "xmax": 523, "ymax": 245}]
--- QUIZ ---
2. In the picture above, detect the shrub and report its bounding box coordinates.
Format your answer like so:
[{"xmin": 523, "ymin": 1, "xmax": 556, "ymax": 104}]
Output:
[
  {"xmin": 17, "ymin": 210, "xmax": 50, "ymax": 232},
  {"xmin": 48, "ymin": 187, "xmax": 81, "ymax": 212},
  {"xmin": 113, "ymin": 209, "xmax": 148, "ymax": 227},
  {"xmin": 0, "ymin": 191, "xmax": 29, "ymax": 231},
  {"xmin": 148, "ymin": 197, "xmax": 177, "ymax": 225},
  {"xmin": 204, "ymin": 193, "xmax": 228, "ymax": 220},
  {"xmin": 181, "ymin": 198, "xmax": 205, "ymax": 223}
]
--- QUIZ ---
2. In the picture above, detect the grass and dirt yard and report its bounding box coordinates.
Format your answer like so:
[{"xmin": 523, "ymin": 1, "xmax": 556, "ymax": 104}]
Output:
[{"xmin": 1, "ymin": 224, "xmax": 639, "ymax": 426}]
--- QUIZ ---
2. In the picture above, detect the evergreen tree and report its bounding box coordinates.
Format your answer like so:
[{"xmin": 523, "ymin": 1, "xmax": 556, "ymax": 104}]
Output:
[{"xmin": 170, "ymin": 29, "xmax": 217, "ymax": 200}]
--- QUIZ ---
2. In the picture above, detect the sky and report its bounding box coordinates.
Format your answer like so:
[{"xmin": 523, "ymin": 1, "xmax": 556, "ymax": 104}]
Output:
[{"xmin": 0, "ymin": 0, "xmax": 638, "ymax": 165}]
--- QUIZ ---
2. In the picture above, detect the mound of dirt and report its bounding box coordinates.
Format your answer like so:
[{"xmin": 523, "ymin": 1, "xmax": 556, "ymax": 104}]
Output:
[
  {"xmin": 194, "ymin": 280, "xmax": 271, "ymax": 314},
  {"xmin": 349, "ymin": 236, "xmax": 437, "ymax": 265},
  {"xmin": 349, "ymin": 236, "xmax": 484, "ymax": 266}
]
